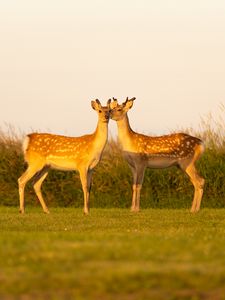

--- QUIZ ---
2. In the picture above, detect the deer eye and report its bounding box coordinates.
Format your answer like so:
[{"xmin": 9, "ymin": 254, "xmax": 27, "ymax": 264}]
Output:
[
  {"xmin": 99, "ymin": 110, "xmax": 102, "ymax": 113},
  {"xmin": 117, "ymin": 108, "xmax": 122, "ymax": 112}
]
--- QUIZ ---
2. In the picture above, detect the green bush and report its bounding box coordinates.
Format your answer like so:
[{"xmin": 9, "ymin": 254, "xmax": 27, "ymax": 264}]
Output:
[{"xmin": 0, "ymin": 114, "xmax": 224, "ymax": 209}]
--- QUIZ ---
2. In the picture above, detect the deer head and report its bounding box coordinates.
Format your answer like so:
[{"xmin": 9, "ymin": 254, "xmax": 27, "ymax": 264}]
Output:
[
  {"xmin": 110, "ymin": 97, "xmax": 136, "ymax": 121},
  {"xmin": 91, "ymin": 99, "xmax": 111, "ymax": 123}
]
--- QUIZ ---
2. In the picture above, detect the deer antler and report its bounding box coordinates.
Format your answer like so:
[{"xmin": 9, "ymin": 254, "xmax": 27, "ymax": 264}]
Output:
[
  {"xmin": 123, "ymin": 97, "xmax": 136, "ymax": 106},
  {"xmin": 126, "ymin": 97, "xmax": 136, "ymax": 102}
]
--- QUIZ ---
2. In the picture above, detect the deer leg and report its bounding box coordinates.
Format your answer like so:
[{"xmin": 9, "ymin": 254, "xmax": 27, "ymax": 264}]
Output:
[
  {"xmin": 130, "ymin": 166, "xmax": 138, "ymax": 212},
  {"xmin": 87, "ymin": 169, "xmax": 93, "ymax": 209},
  {"xmin": 79, "ymin": 168, "xmax": 90, "ymax": 215},
  {"xmin": 18, "ymin": 165, "xmax": 44, "ymax": 214},
  {"xmin": 130, "ymin": 164, "xmax": 145, "ymax": 212},
  {"xmin": 135, "ymin": 166, "xmax": 146, "ymax": 212},
  {"xmin": 184, "ymin": 164, "xmax": 205, "ymax": 213},
  {"xmin": 33, "ymin": 167, "xmax": 50, "ymax": 213}
]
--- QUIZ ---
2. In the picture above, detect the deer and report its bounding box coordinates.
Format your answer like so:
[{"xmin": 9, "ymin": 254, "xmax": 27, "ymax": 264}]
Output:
[
  {"xmin": 110, "ymin": 97, "xmax": 205, "ymax": 213},
  {"xmin": 18, "ymin": 99, "xmax": 111, "ymax": 215}
]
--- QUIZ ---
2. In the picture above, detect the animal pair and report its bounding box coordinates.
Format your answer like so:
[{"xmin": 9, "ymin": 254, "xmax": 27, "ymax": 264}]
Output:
[{"xmin": 18, "ymin": 98, "xmax": 205, "ymax": 214}]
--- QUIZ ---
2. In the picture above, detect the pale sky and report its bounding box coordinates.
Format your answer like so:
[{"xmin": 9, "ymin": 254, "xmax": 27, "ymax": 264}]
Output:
[{"xmin": 0, "ymin": 0, "xmax": 225, "ymax": 137}]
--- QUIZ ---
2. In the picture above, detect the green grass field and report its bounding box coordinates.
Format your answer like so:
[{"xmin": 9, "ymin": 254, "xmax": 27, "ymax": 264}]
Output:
[{"xmin": 1, "ymin": 207, "xmax": 225, "ymax": 300}]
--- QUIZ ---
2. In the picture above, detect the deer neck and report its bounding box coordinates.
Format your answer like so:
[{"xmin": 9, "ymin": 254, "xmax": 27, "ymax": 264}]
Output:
[
  {"xmin": 93, "ymin": 119, "xmax": 108, "ymax": 151},
  {"xmin": 116, "ymin": 114, "xmax": 134, "ymax": 150}
]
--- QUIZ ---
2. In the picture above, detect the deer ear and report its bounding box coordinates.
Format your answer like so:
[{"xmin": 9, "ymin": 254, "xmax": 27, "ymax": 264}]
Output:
[
  {"xmin": 91, "ymin": 101, "xmax": 97, "ymax": 110},
  {"xmin": 95, "ymin": 99, "xmax": 101, "ymax": 106},
  {"xmin": 110, "ymin": 98, "xmax": 118, "ymax": 109},
  {"xmin": 91, "ymin": 99, "xmax": 101, "ymax": 110},
  {"xmin": 107, "ymin": 99, "xmax": 111, "ymax": 108},
  {"xmin": 124, "ymin": 98, "xmax": 135, "ymax": 110}
]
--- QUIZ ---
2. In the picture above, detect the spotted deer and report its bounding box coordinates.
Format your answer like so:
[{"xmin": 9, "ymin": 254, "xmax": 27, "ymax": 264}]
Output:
[
  {"xmin": 18, "ymin": 99, "xmax": 111, "ymax": 214},
  {"xmin": 110, "ymin": 97, "xmax": 205, "ymax": 213}
]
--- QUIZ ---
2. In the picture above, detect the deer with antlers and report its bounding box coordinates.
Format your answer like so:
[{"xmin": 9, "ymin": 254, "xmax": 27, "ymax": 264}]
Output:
[
  {"xmin": 110, "ymin": 97, "xmax": 205, "ymax": 213},
  {"xmin": 18, "ymin": 99, "xmax": 111, "ymax": 214}
]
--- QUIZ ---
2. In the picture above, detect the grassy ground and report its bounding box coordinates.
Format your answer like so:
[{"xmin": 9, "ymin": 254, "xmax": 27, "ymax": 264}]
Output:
[{"xmin": 0, "ymin": 207, "xmax": 225, "ymax": 300}]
